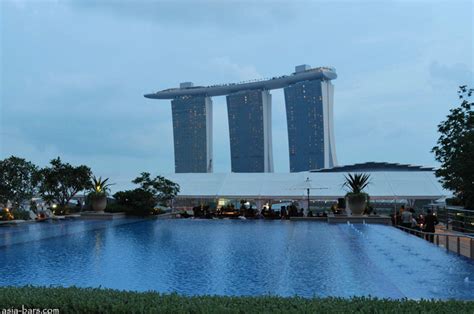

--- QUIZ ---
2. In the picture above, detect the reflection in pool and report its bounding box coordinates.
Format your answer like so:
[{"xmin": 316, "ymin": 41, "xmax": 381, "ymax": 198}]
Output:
[{"xmin": 1, "ymin": 219, "xmax": 473, "ymax": 299}]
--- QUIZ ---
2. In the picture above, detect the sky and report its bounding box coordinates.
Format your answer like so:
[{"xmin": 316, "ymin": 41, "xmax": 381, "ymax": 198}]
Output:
[{"xmin": 1, "ymin": 0, "xmax": 473, "ymax": 191}]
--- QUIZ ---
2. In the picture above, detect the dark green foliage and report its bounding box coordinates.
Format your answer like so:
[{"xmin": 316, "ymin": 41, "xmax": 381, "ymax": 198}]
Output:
[
  {"xmin": 104, "ymin": 202, "xmax": 130, "ymax": 213},
  {"xmin": 432, "ymin": 85, "xmax": 474, "ymax": 209},
  {"xmin": 10, "ymin": 209, "xmax": 31, "ymax": 220},
  {"xmin": 343, "ymin": 173, "xmax": 371, "ymax": 195},
  {"xmin": 113, "ymin": 189, "xmax": 156, "ymax": 216},
  {"xmin": 35, "ymin": 157, "xmax": 92, "ymax": 212},
  {"xmin": 111, "ymin": 173, "xmax": 179, "ymax": 216},
  {"xmin": 0, "ymin": 156, "xmax": 38, "ymax": 210},
  {"xmin": 29, "ymin": 200, "xmax": 38, "ymax": 212},
  {"xmin": 446, "ymin": 197, "xmax": 464, "ymax": 206},
  {"xmin": 0, "ymin": 287, "xmax": 472, "ymax": 313},
  {"xmin": 132, "ymin": 172, "xmax": 180, "ymax": 206}
]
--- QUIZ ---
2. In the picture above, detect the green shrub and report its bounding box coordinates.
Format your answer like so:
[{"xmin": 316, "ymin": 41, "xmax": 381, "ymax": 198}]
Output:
[
  {"xmin": 104, "ymin": 203, "xmax": 130, "ymax": 214},
  {"xmin": 10, "ymin": 209, "xmax": 31, "ymax": 220},
  {"xmin": 113, "ymin": 189, "xmax": 156, "ymax": 216},
  {"xmin": 51, "ymin": 204, "xmax": 82, "ymax": 215},
  {"xmin": 105, "ymin": 201, "xmax": 164, "ymax": 216},
  {"xmin": 52, "ymin": 205, "xmax": 68, "ymax": 215},
  {"xmin": 0, "ymin": 286, "xmax": 472, "ymax": 313},
  {"xmin": 446, "ymin": 197, "xmax": 463, "ymax": 206}
]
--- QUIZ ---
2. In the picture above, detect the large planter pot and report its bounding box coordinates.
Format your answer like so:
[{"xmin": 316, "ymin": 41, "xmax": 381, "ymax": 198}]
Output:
[
  {"xmin": 346, "ymin": 194, "xmax": 367, "ymax": 215},
  {"xmin": 91, "ymin": 196, "xmax": 107, "ymax": 212}
]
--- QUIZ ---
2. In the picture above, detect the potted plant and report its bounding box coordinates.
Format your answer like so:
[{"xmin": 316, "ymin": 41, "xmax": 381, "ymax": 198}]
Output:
[
  {"xmin": 342, "ymin": 173, "xmax": 371, "ymax": 215},
  {"xmin": 89, "ymin": 176, "xmax": 113, "ymax": 212}
]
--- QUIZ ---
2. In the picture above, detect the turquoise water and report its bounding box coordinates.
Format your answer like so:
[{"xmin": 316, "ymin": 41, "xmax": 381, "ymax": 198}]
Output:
[{"xmin": 1, "ymin": 219, "xmax": 473, "ymax": 299}]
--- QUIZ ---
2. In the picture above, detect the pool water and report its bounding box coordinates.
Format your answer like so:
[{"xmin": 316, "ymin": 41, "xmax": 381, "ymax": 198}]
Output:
[{"xmin": 1, "ymin": 219, "xmax": 473, "ymax": 299}]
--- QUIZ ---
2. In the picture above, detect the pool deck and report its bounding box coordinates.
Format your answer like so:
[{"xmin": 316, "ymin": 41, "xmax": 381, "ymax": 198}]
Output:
[
  {"xmin": 0, "ymin": 220, "xmax": 28, "ymax": 226},
  {"xmin": 290, "ymin": 214, "xmax": 392, "ymax": 225},
  {"xmin": 0, "ymin": 215, "xmax": 83, "ymax": 226},
  {"xmin": 434, "ymin": 226, "xmax": 474, "ymax": 259},
  {"xmin": 327, "ymin": 214, "xmax": 392, "ymax": 225},
  {"xmin": 395, "ymin": 224, "xmax": 474, "ymax": 260},
  {"xmin": 80, "ymin": 211, "xmax": 126, "ymax": 220}
]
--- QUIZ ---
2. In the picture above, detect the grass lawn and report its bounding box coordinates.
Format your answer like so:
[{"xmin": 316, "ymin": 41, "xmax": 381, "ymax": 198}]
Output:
[{"xmin": 0, "ymin": 286, "xmax": 473, "ymax": 313}]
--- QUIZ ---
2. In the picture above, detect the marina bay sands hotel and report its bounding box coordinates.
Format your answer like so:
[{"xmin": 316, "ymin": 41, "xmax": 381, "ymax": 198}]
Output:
[{"xmin": 145, "ymin": 64, "xmax": 338, "ymax": 173}]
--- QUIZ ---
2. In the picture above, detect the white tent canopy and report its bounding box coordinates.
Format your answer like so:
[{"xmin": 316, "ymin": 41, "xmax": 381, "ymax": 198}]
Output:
[{"xmin": 166, "ymin": 171, "xmax": 451, "ymax": 200}]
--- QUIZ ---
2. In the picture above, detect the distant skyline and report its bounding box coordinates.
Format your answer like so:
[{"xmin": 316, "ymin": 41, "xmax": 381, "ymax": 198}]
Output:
[{"xmin": 1, "ymin": 0, "xmax": 473, "ymax": 191}]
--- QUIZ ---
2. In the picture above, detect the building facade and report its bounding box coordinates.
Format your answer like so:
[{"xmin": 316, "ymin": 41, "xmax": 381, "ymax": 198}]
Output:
[
  {"xmin": 284, "ymin": 78, "xmax": 337, "ymax": 172},
  {"xmin": 226, "ymin": 89, "xmax": 273, "ymax": 172},
  {"xmin": 145, "ymin": 65, "xmax": 337, "ymax": 173},
  {"xmin": 171, "ymin": 95, "xmax": 213, "ymax": 173}
]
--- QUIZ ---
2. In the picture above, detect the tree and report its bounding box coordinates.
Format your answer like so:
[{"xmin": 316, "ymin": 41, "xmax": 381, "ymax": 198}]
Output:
[
  {"xmin": 0, "ymin": 156, "xmax": 38, "ymax": 209},
  {"xmin": 432, "ymin": 85, "xmax": 474, "ymax": 209},
  {"xmin": 35, "ymin": 157, "xmax": 92, "ymax": 211},
  {"xmin": 113, "ymin": 189, "xmax": 156, "ymax": 216},
  {"xmin": 132, "ymin": 172, "xmax": 180, "ymax": 206}
]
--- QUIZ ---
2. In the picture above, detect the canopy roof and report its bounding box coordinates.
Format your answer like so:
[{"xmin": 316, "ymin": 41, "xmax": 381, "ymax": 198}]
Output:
[
  {"xmin": 311, "ymin": 162, "xmax": 435, "ymax": 172},
  {"xmin": 166, "ymin": 171, "xmax": 450, "ymax": 200}
]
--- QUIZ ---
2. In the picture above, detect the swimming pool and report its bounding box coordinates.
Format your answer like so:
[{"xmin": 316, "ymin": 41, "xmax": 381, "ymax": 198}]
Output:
[{"xmin": 1, "ymin": 219, "xmax": 473, "ymax": 299}]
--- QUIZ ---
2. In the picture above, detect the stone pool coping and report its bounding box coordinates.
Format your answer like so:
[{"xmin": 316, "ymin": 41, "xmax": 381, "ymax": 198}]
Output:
[
  {"xmin": 283, "ymin": 215, "xmax": 392, "ymax": 224},
  {"xmin": 80, "ymin": 211, "xmax": 126, "ymax": 220}
]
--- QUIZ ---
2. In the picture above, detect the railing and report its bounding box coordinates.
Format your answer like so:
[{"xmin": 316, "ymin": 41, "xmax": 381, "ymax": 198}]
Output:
[
  {"xmin": 444, "ymin": 207, "xmax": 474, "ymax": 233},
  {"xmin": 193, "ymin": 67, "xmax": 334, "ymax": 90},
  {"xmin": 395, "ymin": 225, "xmax": 474, "ymax": 259}
]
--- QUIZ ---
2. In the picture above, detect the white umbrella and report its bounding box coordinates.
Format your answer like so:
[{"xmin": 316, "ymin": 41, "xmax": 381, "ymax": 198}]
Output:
[{"xmin": 289, "ymin": 177, "xmax": 328, "ymax": 211}]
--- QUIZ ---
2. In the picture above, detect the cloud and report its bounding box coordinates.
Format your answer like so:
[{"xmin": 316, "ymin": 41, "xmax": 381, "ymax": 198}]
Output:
[
  {"xmin": 6, "ymin": 0, "xmax": 27, "ymax": 10},
  {"xmin": 2, "ymin": 0, "xmax": 473, "ymax": 178},
  {"xmin": 429, "ymin": 61, "xmax": 473, "ymax": 86},
  {"xmin": 2, "ymin": 74, "xmax": 172, "ymax": 160},
  {"xmin": 210, "ymin": 57, "xmax": 262, "ymax": 81},
  {"xmin": 66, "ymin": 0, "xmax": 296, "ymax": 29}
]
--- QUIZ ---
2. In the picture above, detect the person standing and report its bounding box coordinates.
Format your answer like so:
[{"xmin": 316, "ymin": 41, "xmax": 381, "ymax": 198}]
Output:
[
  {"xmin": 401, "ymin": 207, "xmax": 412, "ymax": 228},
  {"xmin": 396, "ymin": 205, "xmax": 405, "ymax": 225},
  {"xmin": 280, "ymin": 206, "xmax": 287, "ymax": 220},
  {"xmin": 423, "ymin": 209, "xmax": 439, "ymax": 243}
]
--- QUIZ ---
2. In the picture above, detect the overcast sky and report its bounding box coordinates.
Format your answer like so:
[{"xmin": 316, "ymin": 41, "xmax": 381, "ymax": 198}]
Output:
[{"xmin": 1, "ymin": 0, "xmax": 473, "ymax": 191}]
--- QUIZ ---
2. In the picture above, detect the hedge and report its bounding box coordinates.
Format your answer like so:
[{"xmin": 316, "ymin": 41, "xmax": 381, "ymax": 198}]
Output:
[{"xmin": 0, "ymin": 286, "xmax": 473, "ymax": 313}]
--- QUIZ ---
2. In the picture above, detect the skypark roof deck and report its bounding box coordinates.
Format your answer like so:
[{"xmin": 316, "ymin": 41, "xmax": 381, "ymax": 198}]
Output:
[{"xmin": 144, "ymin": 66, "xmax": 337, "ymax": 99}]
